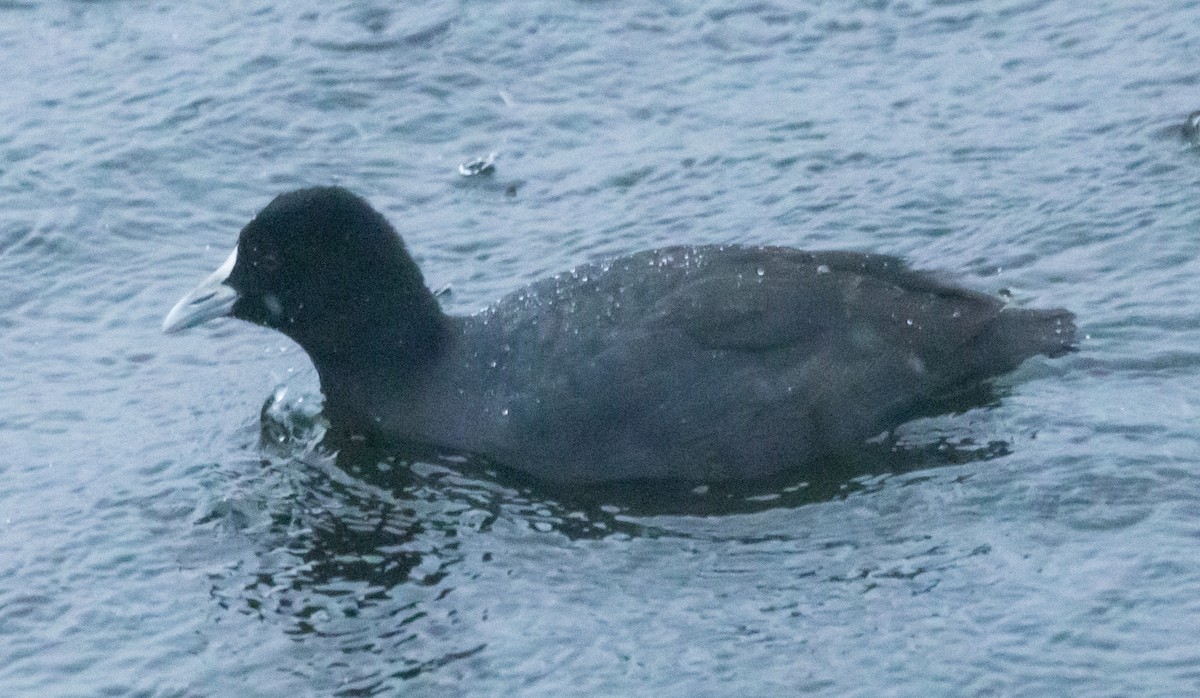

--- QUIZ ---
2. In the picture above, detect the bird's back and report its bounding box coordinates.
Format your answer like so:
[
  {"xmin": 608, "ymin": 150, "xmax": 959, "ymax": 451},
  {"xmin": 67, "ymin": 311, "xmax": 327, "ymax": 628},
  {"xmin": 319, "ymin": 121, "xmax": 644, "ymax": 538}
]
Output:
[{"xmin": 444, "ymin": 246, "xmax": 1075, "ymax": 484}]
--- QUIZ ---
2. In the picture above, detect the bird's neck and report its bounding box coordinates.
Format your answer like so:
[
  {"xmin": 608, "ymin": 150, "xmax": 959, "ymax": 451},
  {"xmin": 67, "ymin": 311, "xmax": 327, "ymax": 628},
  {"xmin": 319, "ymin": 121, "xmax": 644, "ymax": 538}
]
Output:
[
  {"xmin": 310, "ymin": 300, "xmax": 459, "ymax": 429},
  {"xmin": 285, "ymin": 282, "xmax": 441, "ymax": 375},
  {"xmin": 310, "ymin": 305, "xmax": 452, "ymax": 373}
]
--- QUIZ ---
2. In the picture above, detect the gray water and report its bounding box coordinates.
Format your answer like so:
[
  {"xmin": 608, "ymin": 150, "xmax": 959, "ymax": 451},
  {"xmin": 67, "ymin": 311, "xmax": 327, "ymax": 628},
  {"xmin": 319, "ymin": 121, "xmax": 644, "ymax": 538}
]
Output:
[{"xmin": 3, "ymin": 0, "xmax": 1200, "ymax": 695}]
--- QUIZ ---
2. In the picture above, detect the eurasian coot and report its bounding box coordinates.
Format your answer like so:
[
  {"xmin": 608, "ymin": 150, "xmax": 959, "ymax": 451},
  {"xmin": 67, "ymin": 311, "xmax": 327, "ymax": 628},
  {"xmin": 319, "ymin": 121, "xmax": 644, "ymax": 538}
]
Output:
[{"xmin": 164, "ymin": 187, "xmax": 1076, "ymax": 484}]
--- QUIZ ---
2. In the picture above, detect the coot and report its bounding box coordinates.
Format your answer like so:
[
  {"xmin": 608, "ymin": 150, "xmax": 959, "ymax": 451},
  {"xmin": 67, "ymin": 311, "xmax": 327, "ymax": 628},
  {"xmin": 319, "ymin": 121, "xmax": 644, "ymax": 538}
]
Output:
[{"xmin": 164, "ymin": 187, "xmax": 1076, "ymax": 484}]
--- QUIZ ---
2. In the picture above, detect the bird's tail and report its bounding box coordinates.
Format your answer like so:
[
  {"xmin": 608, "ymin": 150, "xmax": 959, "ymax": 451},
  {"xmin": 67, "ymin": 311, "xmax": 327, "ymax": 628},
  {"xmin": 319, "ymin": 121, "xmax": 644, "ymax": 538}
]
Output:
[{"xmin": 975, "ymin": 306, "xmax": 1077, "ymax": 374}]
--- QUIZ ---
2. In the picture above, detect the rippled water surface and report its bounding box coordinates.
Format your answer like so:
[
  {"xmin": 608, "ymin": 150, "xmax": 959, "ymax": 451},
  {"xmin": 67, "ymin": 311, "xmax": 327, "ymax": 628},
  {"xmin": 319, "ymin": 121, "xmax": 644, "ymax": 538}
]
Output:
[{"xmin": 3, "ymin": 0, "xmax": 1200, "ymax": 695}]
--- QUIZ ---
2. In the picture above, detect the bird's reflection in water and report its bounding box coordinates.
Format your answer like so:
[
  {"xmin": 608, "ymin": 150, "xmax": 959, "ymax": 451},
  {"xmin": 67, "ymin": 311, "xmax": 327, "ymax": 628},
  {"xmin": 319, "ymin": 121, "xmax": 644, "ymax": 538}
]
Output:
[{"xmin": 197, "ymin": 384, "xmax": 1016, "ymax": 687}]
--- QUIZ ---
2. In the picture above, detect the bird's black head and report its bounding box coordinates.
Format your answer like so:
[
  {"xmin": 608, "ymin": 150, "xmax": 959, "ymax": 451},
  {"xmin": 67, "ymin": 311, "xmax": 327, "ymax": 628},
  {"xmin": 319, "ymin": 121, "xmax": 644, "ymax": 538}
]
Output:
[{"xmin": 165, "ymin": 187, "xmax": 448, "ymax": 371}]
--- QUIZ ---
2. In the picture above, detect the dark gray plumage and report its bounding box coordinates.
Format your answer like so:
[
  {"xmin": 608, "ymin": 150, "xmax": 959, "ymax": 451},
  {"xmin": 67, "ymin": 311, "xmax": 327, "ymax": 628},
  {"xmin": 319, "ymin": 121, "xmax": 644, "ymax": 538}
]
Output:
[{"xmin": 165, "ymin": 187, "xmax": 1076, "ymax": 485}]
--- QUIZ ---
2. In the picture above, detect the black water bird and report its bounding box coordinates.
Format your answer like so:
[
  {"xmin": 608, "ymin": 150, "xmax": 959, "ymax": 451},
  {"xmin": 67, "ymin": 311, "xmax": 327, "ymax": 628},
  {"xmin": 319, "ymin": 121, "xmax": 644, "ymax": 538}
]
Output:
[{"xmin": 164, "ymin": 187, "xmax": 1076, "ymax": 485}]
